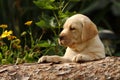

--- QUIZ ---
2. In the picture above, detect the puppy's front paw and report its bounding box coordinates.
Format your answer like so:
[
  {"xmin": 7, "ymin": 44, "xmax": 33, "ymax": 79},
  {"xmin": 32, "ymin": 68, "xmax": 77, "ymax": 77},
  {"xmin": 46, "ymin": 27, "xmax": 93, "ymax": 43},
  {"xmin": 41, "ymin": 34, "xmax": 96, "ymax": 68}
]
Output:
[
  {"xmin": 38, "ymin": 56, "xmax": 47, "ymax": 63},
  {"xmin": 72, "ymin": 55, "xmax": 82, "ymax": 62}
]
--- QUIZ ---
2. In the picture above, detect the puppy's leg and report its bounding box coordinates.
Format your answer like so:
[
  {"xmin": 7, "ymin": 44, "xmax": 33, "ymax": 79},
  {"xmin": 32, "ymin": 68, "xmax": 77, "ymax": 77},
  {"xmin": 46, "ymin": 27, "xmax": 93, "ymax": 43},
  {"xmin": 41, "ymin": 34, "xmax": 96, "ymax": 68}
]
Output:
[
  {"xmin": 72, "ymin": 53, "xmax": 100, "ymax": 62},
  {"xmin": 38, "ymin": 55, "xmax": 70, "ymax": 63}
]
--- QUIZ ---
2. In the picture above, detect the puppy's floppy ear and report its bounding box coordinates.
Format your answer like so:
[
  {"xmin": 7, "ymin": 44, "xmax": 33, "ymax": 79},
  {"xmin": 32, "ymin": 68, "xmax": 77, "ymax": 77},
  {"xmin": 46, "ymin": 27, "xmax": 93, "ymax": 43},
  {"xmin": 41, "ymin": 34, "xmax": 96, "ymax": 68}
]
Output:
[{"xmin": 81, "ymin": 19, "xmax": 98, "ymax": 42}]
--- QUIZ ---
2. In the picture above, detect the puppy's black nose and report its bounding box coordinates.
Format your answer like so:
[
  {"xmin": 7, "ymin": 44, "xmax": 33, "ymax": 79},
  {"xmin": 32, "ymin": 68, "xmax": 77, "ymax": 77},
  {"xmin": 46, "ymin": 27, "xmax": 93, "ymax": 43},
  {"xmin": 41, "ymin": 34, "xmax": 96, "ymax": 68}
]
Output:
[{"xmin": 59, "ymin": 36, "xmax": 64, "ymax": 40}]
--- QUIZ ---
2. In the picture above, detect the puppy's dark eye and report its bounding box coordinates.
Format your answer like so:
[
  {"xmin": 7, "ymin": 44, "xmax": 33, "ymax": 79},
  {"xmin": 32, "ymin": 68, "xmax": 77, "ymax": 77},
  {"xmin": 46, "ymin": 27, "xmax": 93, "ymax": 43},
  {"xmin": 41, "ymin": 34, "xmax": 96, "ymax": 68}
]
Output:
[{"xmin": 70, "ymin": 27, "xmax": 75, "ymax": 30}]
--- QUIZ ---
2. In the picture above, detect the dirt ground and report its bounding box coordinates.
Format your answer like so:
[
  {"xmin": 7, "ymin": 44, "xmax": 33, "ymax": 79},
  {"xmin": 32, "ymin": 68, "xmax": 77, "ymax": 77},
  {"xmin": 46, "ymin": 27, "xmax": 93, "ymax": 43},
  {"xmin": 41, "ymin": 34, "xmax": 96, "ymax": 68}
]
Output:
[{"xmin": 0, "ymin": 57, "xmax": 120, "ymax": 80}]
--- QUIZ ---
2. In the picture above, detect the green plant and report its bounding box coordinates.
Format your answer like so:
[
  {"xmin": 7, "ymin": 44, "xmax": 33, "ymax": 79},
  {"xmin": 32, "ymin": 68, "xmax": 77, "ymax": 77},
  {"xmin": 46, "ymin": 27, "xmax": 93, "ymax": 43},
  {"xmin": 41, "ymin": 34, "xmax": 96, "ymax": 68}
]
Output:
[
  {"xmin": 0, "ymin": 24, "xmax": 22, "ymax": 64},
  {"xmin": 0, "ymin": 22, "xmax": 40, "ymax": 64},
  {"xmin": 33, "ymin": 0, "xmax": 80, "ymax": 56}
]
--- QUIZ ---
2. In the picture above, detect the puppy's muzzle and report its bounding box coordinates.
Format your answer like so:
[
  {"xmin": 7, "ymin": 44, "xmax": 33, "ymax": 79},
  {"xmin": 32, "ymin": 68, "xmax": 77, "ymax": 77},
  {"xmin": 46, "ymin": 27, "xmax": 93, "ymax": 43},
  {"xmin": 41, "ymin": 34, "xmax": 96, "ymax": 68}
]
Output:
[{"xmin": 58, "ymin": 35, "xmax": 65, "ymax": 45}]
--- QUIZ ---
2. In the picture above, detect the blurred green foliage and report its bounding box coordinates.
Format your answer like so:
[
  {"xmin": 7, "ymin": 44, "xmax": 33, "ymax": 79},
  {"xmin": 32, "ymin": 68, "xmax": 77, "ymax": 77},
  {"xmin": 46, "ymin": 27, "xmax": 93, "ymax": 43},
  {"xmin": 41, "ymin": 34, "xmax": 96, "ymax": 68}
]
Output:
[{"xmin": 0, "ymin": 0, "xmax": 120, "ymax": 64}]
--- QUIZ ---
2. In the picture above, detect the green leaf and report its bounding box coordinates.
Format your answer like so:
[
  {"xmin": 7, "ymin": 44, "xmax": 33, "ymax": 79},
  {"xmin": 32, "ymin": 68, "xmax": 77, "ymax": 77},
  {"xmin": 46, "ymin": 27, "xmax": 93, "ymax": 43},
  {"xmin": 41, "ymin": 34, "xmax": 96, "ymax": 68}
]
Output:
[
  {"xmin": 0, "ymin": 53, "xmax": 3, "ymax": 60},
  {"xmin": 69, "ymin": 0, "xmax": 80, "ymax": 2},
  {"xmin": 49, "ymin": 17, "xmax": 57, "ymax": 28},
  {"xmin": 37, "ymin": 41, "xmax": 50, "ymax": 47},
  {"xmin": 33, "ymin": 0, "xmax": 58, "ymax": 10},
  {"xmin": 2, "ymin": 59, "xmax": 9, "ymax": 64},
  {"xmin": 36, "ymin": 15, "xmax": 58, "ymax": 28},
  {"xmin": 37, "ymin": 40, "xmax": 55, "ymax": 47},
  {"xmin": 36, "ymin": 20, "xmax": 46, "ymax": 28},
  {"xmin": 59, "ymin": 11, "xmax": 76, "ymax": 19}
]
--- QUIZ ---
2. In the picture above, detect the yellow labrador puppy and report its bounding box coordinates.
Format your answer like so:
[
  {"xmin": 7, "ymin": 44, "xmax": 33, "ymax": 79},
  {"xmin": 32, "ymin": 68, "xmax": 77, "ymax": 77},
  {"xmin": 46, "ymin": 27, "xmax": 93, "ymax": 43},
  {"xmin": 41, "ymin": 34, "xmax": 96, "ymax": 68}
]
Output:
[{"xmin": 38, "ymin": 14, "xmax": 105, "ymax": 63}]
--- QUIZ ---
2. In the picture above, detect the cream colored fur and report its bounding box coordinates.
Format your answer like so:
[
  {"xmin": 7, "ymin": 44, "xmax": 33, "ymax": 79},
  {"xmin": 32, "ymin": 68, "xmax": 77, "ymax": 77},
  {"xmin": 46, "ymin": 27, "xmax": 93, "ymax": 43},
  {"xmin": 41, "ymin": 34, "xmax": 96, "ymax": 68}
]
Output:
[{"xmin": 38, "ymin": 14, "xmax": 105, "ymax": 63}]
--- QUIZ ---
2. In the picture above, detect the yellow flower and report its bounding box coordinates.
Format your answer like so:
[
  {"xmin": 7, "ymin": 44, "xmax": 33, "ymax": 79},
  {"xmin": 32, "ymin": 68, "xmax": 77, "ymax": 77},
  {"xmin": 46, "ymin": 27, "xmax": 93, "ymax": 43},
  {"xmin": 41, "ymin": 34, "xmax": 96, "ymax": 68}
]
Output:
[
  {"xmin": 1, "ymin": 30, "xmax": 13, "ymax": 38},
  {"xmin": 13, "ymin": 39, "xmax": 21, "ymax": 44},
  {"xmin": 24, "ymin": 21, "xmax": 33, "ymax": 26},
  {"xmin": 21, "ymin": 31, "xmax": 27, "ymax": 37},
  {"xmin": 12, "ymin": 44, "xmax": 21, "ymax": 49},
  {"xmin": 7, "ymin": 35, "xmax": 16, "ymax": 40},
  {"xmin": 0, "ymin": 24, "xmax": 8, "ymax": 29}
]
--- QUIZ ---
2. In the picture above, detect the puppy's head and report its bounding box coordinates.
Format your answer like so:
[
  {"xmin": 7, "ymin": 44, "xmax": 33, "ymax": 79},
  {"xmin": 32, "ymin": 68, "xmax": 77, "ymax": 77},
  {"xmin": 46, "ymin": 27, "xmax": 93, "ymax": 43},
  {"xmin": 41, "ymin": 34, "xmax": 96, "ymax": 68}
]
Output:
[{"xmin": 58, "ymin": 14, "xmax": 98, "ymax": 48}]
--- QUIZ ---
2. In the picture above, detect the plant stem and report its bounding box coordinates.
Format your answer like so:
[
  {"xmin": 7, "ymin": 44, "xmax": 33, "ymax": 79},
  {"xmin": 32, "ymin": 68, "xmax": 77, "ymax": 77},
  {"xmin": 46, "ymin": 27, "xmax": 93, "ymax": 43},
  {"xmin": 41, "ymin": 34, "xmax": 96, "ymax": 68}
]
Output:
[
  {"xmin": 29, "ymin": 27, "xmax": 34, "ymax": 48},
  {"xmin": 62, "ymin": 1, "xmax": 70, "ymax": 12},
  {"xmin": 53, "ymin": 11, "xmax": 60, "ymax": 27},
  {"xmin": 38, "ymin": 29, "xmax": 45, "ymax": 41},
  {"xmin": 9, "ymin": 40, "xmax": 12, "ymax": 50},
  {"xmin": 52, "ymin": 11, "xmax": 61, "ymax": 35}
]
